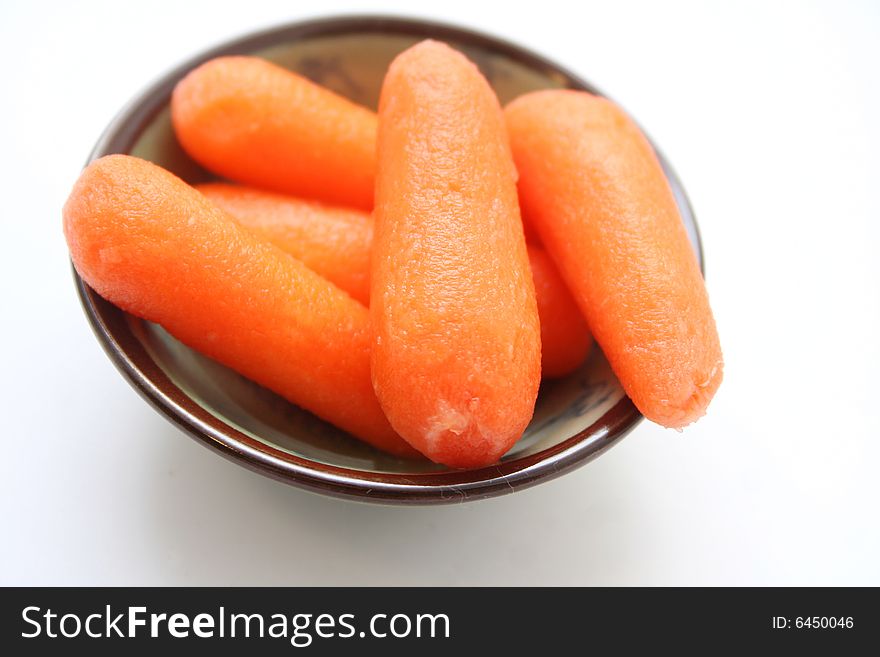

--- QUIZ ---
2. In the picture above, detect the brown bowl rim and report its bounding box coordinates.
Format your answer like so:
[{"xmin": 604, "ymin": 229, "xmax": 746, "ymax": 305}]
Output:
[{"xmin": 71, "ymin": 14, "xmax": 703, "ymax": 505}]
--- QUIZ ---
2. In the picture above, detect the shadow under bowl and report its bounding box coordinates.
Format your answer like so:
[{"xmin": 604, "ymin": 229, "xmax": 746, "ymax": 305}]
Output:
[{"xmin": 73, "ymin": 15, "xmax": 703, "ymax": 504}]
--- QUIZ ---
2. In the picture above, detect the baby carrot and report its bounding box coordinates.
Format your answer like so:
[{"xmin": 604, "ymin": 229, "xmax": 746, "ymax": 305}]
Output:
[
  {"xmin": 63, "ymin": 154, "xmax": 416, "ymax": 457},
  {"xmin": 200, "ymin": 182, "xmax": 591, "ymax": 378},
  {"xmin": 372, "ymin": 41, "xmax": 541, "ymax": 468},
  {"xmin": 527, "ymin": 246, "xmax": 593, "ymax": 378},
  {"xmin": 171, "ymin": 56, "xmax": 377, "ymax": 210},
  {"xmin": 196, "ymin": 183, "xmax": 373, "ymax": 305},
  {"xmin": 505, "ymin": 90, "xmax": 723, "ymax": 427}
]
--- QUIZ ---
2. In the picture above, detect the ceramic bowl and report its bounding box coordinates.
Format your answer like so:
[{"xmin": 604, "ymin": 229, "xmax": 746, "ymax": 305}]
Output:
[{"xmin": 73, "ymin": 15, "xmax": 703, "ymax": 504}]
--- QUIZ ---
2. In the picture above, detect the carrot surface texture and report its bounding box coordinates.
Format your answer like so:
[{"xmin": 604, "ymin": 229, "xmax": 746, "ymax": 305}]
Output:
[
  {"xmin": 63, "ymin": 154, "xmax": 416, "ymax": 457},
  {"xmin": 196, "ymin": 183, "xmax": 374, "ymax": 305},
  {"xmin": 371, "ymin": 40, "xmax": 541, "ymax": 468},
  {"xmin": 198, "ymin": 183, "xmax": 591, "ymax": 378},
  {"xmin": 527, "ymin": 246, "xmax": 593, "ymax": 378},
  {"xmin": 505, "ymin": 90, "xmax": 723, "ymax": 428},
  {"xmin": 171, "ymin": 56, "xmax": 377, "ymax": 210}
]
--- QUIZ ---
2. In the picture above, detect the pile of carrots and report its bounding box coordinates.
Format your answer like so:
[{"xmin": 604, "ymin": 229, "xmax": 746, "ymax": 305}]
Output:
[{"xmin": 63, "ymin": 40, "xmax": 722, "ymax": 469}]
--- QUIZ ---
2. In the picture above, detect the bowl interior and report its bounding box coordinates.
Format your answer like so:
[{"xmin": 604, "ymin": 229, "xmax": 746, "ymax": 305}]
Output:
[{"xmin": 84, "ymin": 21, "xmax": 701, "ymax": 488}]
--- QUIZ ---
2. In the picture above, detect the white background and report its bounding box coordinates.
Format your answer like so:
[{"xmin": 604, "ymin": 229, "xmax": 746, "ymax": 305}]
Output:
[{"xmin": 1, "ymin": 0, "xmax": 878, "ymax": 585}]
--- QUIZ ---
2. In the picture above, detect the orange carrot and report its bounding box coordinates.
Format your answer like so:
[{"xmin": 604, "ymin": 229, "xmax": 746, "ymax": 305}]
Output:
[
  {"xmin": 505, "ymin": 90, "xmax": 723, "ymax": 427},
  {"xmin": 200, "ymin": 182, "xmax": 591, "ymax": 378},
  {"xmin": 527, "ymin": 246, "xmax": 593, "ymax": 378},
  {"xmin": 196, "ymin": 183, "xmax": 373, "ymax": 305},
  {"xmin": 63, "ymin": 154, "xmax": 416, "ymax": 457},
  {"xmin": 171, "ymin": 56, "xmax": 377, "ymax": 210},
  {"xmin": 520, "ymin": 214, "xmax": 543, "ymax": 245},
  {"xmin": 372, "ymin": 41, "xmax": 541, "ymax": 468}
]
